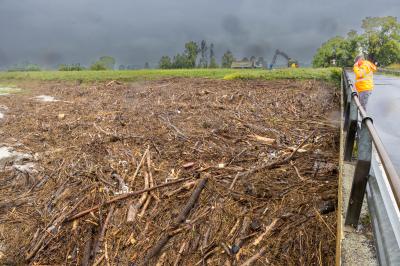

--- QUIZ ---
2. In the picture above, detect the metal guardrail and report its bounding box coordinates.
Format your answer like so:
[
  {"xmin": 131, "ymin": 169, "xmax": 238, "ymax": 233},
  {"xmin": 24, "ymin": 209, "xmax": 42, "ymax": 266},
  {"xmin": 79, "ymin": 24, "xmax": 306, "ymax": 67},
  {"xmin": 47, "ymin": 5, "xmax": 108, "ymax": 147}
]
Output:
[{"xmin": 342, "ymin": 69, "xmax": 400, "ymax": 264}]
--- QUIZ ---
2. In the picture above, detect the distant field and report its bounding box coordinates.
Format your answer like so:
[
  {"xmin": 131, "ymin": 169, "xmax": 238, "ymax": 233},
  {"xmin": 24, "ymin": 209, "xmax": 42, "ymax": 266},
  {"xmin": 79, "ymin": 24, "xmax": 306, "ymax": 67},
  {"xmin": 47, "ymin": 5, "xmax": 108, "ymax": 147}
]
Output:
[{"xmin": 0, "ymin": 68, "xmax": 341, "ymax": 83}]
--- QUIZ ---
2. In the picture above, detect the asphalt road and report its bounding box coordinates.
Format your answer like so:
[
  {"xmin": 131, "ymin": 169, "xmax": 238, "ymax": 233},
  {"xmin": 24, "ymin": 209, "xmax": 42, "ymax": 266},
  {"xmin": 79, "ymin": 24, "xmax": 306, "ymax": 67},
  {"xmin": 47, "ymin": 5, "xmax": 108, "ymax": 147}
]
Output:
[{"xmin": 347, "ymin": 72, "xmax": 400, "ymax": 173}]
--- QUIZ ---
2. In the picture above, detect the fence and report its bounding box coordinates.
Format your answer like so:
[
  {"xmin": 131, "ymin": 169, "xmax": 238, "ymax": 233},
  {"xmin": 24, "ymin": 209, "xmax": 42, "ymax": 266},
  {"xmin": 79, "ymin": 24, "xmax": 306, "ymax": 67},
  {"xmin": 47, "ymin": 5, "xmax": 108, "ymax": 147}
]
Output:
[{"xmin": 342, "ymin": 69, "xmax": 400, "ymax": 265}]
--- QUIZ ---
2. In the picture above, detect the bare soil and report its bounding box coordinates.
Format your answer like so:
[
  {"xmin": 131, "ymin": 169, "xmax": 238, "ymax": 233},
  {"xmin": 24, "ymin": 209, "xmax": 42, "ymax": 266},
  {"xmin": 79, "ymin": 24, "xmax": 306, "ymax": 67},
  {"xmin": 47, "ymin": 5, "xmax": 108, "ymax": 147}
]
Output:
[{"xmin": 0, "ymin": 78, "xmax": 339, "ymax": 265}]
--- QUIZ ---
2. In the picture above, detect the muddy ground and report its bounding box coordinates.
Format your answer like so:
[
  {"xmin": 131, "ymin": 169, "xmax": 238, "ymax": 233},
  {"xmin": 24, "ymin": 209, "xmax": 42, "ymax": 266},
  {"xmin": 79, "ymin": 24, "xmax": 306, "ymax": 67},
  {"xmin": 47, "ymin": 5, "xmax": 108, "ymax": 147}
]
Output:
[{"xmin": 0, "ymin": 78, "xmax": 339, "ymax": 265}]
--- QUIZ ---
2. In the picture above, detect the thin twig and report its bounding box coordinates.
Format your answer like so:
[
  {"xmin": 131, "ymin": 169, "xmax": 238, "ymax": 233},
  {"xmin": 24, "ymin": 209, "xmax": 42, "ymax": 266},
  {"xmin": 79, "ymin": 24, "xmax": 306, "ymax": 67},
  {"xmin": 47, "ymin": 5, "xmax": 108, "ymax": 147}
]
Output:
[
  {"xmin": 314, "ymin": 208, "xmax": 335, "ymax": 238},
  {"xmin": 159, "ymin": 115, "xmax": 188, "ymax": 140},
  {"xmin": 290, "ymin": 161, "xmax": 305, "ymax": 181},
  {"xmin": 131, "ymin": 147, "xmax": 149, "ymax": 184},
  {"xmin": 240, "ymin": 246, "xmax": 267, "ymax": 266},
  {"xmin": 173, "ymin": 242, "xmax": 187, "ymax": 266}
]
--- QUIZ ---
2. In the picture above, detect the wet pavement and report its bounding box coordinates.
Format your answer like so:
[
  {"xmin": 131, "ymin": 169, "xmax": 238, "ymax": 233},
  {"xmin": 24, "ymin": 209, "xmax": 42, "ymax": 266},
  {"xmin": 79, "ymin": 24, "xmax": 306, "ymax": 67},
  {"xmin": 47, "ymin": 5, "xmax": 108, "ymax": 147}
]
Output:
[{"xmin": 347, "ymin": 72, "xmax": 400, "ymax": 173}]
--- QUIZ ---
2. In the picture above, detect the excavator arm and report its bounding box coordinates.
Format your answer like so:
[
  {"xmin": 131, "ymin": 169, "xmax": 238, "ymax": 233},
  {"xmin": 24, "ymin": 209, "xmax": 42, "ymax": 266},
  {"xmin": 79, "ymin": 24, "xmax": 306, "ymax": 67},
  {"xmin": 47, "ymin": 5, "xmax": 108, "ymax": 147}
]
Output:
[{"xmin": 269, "ymin": 49, "xmax": 298, "ymax": 69}]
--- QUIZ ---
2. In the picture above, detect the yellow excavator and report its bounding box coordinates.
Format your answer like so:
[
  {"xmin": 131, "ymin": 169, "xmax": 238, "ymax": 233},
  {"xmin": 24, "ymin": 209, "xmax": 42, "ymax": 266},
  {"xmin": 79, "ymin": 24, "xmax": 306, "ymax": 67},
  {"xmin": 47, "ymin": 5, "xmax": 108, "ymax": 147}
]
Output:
[{"xmin": 269, "ymin": 49, "xmax": 299, "ymax": 69}]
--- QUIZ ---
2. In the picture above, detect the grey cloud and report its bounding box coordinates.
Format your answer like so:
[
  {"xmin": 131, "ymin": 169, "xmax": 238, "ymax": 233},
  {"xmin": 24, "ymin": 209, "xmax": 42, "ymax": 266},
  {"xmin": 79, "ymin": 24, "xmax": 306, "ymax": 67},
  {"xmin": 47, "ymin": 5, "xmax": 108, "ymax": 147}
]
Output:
[
  {"xmin": 0, "ymin": 49, "xmax": 9, "ymax": 66},
  {"xmin": 318, "ymin": 17, "xmax": 339, "ymax": 34},
  {"xmin": 222, "ymin": 15, "xmax": 249, "ymax": 39},
  {"xmin": 244, "ymin": 43, "xmax": 273, "ymax": 59},
  {"xmin": 0, "ymin": 0, "xmax": 399, "ymax": 69}
]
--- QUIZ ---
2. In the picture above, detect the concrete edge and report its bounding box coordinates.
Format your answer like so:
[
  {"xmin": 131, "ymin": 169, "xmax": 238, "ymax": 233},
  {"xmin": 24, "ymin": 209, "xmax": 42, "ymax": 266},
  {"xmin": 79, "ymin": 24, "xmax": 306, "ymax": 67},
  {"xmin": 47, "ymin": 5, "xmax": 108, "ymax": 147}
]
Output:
[{"xmin": 336, "ymin": 75, "xmax": 344, "ymax": 265}]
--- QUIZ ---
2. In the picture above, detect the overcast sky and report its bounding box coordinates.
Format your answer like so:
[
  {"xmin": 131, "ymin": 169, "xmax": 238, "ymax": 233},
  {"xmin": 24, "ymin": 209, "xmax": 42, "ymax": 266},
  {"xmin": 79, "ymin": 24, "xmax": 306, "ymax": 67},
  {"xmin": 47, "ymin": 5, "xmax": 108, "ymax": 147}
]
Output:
[{"xmin": 0, "ymin": 0, "xmax": 399, "ymax": 69}]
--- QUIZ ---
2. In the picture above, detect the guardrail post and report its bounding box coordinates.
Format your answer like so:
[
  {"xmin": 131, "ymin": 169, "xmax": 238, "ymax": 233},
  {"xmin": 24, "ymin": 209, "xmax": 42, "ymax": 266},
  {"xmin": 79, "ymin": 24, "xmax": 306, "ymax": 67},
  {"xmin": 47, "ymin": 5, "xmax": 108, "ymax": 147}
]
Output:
[
  {"xmin": 341, "ymin": 71, "xmax": 346, "ymax": 104},
  {"xmin": 344, "ymin": 93, "xmax": 358, "ymax": 161},
  {"xmin": 345, "ymin": 118, "xmax": 373, "ymax": 227},
  {"xmin": 343, "ymin": 90, "xmax": 352, "ymax": 129}
]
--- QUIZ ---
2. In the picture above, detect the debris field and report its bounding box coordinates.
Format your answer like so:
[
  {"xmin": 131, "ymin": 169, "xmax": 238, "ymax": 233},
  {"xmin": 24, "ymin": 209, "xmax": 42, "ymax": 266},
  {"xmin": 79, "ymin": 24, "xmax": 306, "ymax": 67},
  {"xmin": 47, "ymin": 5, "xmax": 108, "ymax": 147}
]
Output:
[{"xmin": 0, "ymin": 78, "xmax": 339, "ymax": 265}]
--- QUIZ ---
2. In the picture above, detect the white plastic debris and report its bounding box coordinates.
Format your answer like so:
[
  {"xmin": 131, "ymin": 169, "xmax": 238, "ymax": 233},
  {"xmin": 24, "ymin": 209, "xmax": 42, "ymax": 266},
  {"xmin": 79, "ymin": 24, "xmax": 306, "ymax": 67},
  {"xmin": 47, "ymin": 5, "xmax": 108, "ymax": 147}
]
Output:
[{"xmin": 35, "ymin": 95, "xmax": 58, "ymax": 102}]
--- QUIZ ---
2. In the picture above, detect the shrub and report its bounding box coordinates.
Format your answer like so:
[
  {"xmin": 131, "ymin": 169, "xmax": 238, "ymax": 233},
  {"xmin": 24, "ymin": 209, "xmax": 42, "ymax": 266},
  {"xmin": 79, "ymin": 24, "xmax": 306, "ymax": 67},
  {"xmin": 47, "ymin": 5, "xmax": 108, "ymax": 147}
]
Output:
[
  {"xmin": 59, "ymin": 64, "xmax": 85, "ymax": 71},
  {"xmin": 90, "ymin": 61, "xmax": 107, "ymax": 71}
]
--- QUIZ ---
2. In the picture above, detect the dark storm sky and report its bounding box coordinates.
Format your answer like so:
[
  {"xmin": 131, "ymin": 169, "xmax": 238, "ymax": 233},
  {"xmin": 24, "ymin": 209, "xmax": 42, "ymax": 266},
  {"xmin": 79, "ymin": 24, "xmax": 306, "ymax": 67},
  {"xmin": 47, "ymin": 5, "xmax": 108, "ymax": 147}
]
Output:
[{"xmin": 0, "ymin": 0, "xmax": 399, "ymax": 68}]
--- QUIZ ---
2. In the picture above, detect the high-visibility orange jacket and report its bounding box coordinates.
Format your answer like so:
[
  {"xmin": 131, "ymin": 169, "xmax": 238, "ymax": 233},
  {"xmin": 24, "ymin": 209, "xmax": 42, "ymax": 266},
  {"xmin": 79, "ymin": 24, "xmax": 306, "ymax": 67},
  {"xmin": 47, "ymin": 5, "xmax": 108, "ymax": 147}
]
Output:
[{"xmin": 353, "ymin": 60, "xmax": 377, "ymax": 92}]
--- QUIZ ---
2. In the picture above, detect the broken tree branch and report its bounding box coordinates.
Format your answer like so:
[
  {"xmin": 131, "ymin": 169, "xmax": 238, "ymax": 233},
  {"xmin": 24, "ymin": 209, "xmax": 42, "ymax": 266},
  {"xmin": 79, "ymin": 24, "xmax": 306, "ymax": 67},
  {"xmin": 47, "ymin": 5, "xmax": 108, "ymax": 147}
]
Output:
[
  {"xmin": 127, "ymin": 172, "xmax": 149, "ymax": 222},
  {"xmin": 142, "ymin": 178, "xmax": 208, "ymax": 264},
  {"xmin": 93, "ymin": 205, "xmax": 115, "ymax": 260},
  {"xmin": 65, "ymin": 177, "xmax": 191, "ymax": 222}
]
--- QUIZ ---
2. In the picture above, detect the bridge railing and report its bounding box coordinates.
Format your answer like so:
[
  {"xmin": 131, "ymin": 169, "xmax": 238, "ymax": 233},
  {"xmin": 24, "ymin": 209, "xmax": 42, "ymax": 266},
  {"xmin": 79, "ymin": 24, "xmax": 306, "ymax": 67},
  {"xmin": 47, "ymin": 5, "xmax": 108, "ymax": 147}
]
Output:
[{"xmin": 342, "ymin": 69, "xmax": 400, "ymax": 264}]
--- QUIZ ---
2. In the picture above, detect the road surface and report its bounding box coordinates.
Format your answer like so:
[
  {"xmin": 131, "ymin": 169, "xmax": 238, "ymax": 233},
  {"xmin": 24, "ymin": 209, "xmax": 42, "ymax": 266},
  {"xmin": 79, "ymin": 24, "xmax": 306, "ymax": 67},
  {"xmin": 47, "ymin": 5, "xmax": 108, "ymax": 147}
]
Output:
[{"xmin": 348, "ymin": 72, "xmax": 400, "ymax": 173}]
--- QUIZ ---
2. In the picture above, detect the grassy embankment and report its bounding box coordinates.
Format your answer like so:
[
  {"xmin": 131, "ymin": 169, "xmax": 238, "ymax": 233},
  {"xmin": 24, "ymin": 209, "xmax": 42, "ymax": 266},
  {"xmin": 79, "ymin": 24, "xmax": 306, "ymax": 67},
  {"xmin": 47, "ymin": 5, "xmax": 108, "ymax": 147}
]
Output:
[
  {"xmin": 0, "ymin": 68, "xmax": 341, "ymax": 83},
  {"xmin": 0, "ymin": 87, "xmax": 22, "ymax": 95},
  {"xmin": 387, "ymin": 63, "xmax": 400, "ymax": 70}
]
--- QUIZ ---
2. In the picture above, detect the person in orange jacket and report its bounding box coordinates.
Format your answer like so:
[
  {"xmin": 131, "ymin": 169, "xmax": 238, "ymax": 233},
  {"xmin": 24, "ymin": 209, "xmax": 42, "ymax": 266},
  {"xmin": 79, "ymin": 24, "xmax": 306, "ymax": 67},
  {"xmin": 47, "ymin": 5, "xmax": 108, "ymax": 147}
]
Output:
[{"xmin": 353, "ymin": 55, "xmax": 377, "ymax": 110}]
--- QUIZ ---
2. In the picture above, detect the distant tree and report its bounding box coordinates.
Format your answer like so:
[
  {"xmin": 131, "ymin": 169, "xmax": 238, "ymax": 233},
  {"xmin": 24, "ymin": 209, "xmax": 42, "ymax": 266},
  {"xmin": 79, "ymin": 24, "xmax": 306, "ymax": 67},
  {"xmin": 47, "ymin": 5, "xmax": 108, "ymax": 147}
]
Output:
[
  {"xmin": 221, "ymin": 50, "xmax": 235, "ymax": 68},
  {"xmin": 172, "ymin": 53, "xmax": 190, "ymax": 68},
  {"xmin": 209, "ymin": 43, "xmax": 218, "ymax": 68},
  {"xmin": 209, "ymin": 43, "xmax": 215, "ymax": 59},
  {"xmin": 144, "ymin": 62, "xmax": 150, "ymax": 69},
  {"xmin": 360, "ymin": 16, "xmax": 400, "ymax": 65},
  {"xmin": 198, "ymin": 40, "xmax": 208, "ymax": 68},
  {"xmin": 346, "ymin": 30, "xmax": 363, "ymax": 64},
  {"xmin": 250, "ymin": 56, "xmax": 256, "ymax": 62},
  {"xmin": 8, "ymin": 62, "xmax": 41, "ymax": 72},
  {"xmin": 184, "ymin": 41, "xmax": 199, "ymax": 68},
  {"xmin": 157, "ymin": 41, "xmax": 200, "ymax": 69},
  {"xmin": 90, "ymin": 61, "xmax": 108, "ymax": 70},
  {"xmin": 313, "ymin": 16, "xmax": 400, "ymax": 67},
  {"xmin": 119, "ymin": 64, "xmax": 126, "ymax": 70},
  {"xmin": 209, "ymin": 57, "xmax": 218, "ymax": 68},
  {"xmin": 58, "ymin": 64, "xmax": 67, "ymax": 71},
  {"xmin": 313, "ymin": 37, "xmax": 347, "ymax": 67},
  {"xmin": 159, "ymin": 56, "xmax": 172, "ymax": 69},
  {"xmin": 99, "ymin": 56, "xmax": 116, "ymax": 69},
  {"xmin": 242, "ymin": 57, "xmax": 249, "ymax": 62}
]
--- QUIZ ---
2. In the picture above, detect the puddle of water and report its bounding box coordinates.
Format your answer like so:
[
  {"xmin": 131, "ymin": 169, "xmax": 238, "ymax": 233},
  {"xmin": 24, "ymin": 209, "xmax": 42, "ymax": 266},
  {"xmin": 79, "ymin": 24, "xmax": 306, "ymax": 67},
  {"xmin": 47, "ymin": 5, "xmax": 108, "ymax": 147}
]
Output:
[{"xmin": 35, "ymin": 95, "xmax": 58, "ymax": 102}]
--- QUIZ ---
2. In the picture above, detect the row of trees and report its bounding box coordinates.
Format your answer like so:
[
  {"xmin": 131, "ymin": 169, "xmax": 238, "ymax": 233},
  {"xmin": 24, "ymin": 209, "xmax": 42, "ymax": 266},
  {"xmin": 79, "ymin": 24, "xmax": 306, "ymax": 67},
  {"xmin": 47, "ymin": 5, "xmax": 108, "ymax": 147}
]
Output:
[
  {"xmin": 7, "ymin": 63, "xmax": 41, "ymax": 72},
  {"xmin": 159, "ymin": 40, "xmax": 239, "ymax": 69},
  {"xmin": 57, "ymin": 56, "xmax": 117, "ymax": 71},
  {"xmin": 159, "ymin": 40, "xmax": 216, "ymax": 69},
  {"xmin": 313, "ymin": 16, "xmax": 400, "ymax": 67}
]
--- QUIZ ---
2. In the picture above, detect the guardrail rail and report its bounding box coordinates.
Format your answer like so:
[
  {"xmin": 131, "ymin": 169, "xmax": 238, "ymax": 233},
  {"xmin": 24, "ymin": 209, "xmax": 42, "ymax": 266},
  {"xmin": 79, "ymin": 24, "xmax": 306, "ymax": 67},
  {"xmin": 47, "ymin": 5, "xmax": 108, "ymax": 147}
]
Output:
[{"xmin": 342, "ymin": 69, "xmax": 400, "ymax": 265}]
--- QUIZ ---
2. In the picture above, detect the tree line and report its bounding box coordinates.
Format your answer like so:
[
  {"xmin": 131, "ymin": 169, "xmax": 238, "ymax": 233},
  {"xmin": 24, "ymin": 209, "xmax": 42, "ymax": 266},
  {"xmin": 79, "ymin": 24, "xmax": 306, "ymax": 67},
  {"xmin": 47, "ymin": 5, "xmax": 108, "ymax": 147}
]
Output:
[
  {"xmin": 159, "ymin": 40, "xmax": 238, "ymax": 69},
  {"xmin": 313, "ymin": 16, "xmax": 400, "ymax": 67}
]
